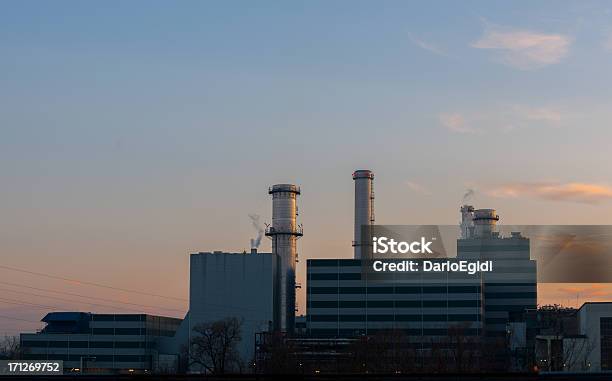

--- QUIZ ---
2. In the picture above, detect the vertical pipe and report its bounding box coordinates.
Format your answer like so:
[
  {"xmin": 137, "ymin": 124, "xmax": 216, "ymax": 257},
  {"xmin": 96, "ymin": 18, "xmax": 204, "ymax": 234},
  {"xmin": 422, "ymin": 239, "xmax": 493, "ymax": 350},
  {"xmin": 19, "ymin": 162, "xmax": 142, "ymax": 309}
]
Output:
[{"xmin": 460, "ymin": 205, "xmax": 475, "ymax": 239}]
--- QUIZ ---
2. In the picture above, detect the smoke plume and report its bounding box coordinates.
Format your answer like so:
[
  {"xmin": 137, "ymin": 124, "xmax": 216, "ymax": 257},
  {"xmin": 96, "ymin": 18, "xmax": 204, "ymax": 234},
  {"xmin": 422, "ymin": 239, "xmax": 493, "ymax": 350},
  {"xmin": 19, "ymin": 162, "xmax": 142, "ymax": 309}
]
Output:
[
  {"xmin": 249, "ymin": 214, "xmax": 264, "ymax": 249},
  {"xmin": 462, "ymin": 188, "xmax": 475, "ymax": 203}
]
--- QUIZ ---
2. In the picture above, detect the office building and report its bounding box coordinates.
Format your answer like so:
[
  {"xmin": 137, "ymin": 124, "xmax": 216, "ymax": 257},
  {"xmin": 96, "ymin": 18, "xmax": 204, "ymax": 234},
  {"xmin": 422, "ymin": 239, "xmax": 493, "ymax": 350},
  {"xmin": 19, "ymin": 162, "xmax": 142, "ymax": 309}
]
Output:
[
  {"xmin": 306, "ymin": 258, "xmax": 482, "ymax": 339},
  {"xmin": 20, "ymin": 312, "xmax": 181, "ymax": 374}
]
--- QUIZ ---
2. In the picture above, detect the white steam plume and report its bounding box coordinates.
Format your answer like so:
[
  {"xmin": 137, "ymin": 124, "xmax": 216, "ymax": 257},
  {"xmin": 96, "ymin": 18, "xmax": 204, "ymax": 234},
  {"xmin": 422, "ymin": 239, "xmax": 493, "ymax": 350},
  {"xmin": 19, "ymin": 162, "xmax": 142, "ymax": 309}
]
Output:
[{"xmin": 249, "ymin": 213, "xmax": 264, "ymax": 249}]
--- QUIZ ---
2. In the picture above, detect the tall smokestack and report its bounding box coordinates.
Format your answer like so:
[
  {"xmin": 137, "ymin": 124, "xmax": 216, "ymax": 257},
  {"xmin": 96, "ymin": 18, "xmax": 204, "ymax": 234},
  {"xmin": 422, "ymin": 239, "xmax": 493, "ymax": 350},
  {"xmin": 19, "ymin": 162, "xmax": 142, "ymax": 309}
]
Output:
[
  {"xmin": 266, "ymin": 184, "xmax": 302, "ymax": 334},
  {"xmin": 353, "ymin": 170, "xmax": 374, "ymax": 259}
]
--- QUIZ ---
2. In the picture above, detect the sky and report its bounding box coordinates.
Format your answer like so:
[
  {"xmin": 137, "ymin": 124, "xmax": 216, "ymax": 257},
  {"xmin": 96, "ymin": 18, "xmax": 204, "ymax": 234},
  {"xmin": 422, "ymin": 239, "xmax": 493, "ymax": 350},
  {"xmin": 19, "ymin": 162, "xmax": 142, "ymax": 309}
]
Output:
[{"xmin": 1, "ymin": 1, "xmax": 612, "ymax": 336}]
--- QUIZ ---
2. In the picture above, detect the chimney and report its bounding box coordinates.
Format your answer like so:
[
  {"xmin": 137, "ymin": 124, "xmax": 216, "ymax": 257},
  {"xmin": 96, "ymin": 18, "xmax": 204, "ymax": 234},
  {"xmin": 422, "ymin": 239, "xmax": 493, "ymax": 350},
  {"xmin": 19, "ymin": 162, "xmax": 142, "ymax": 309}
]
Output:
[
  {"xmin": 266, "ymin": 184, "xmax": 302, "ymax": 333},
  {"xmin": 353, "ymin": 170, "xmax": 374, "ymax": 259},
  {"xmin": 473, "ymin": 209, "xmax": 499, "ymax": 238}
]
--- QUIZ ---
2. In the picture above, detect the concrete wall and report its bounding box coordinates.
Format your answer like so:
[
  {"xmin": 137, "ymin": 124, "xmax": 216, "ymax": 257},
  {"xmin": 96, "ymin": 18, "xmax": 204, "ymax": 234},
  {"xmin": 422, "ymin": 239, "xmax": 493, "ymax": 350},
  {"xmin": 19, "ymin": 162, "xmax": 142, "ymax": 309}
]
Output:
[
  {"xmin": 579, "ymin": 303, "xmax": 612, "ymax": 372},
  {"xmin": 188, "ymin": 252, "xmax": 277, "ymax": 368}
]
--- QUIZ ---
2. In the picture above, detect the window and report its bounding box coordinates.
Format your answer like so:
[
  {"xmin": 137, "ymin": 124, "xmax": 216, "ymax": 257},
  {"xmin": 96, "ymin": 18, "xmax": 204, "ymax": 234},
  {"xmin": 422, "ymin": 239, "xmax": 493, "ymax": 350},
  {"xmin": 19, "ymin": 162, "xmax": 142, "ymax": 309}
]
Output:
[
  {"xmin": 92, "ymin": 314, "xmax": 115, "ymax": 321},
  {"xmin": 115, "ymin": 328, "xmax": 143, "ymax": 335},
  {"xmin": 114, "ymin": 314, "xmax": 143, "ymax": 321},
  {"xmin": 310, "ymin": 300, "xmax": 338, "ymax": 308},
  {"xmin": 47, "ymin": 341, "xmax": 68, "ymax": 348},
  {"xmin": 91, "ymin": 328, "xmax": 114, "ymax": 335},
  {"xmin": 90, "ymin": 341, "xmax": 113, "ymax": 348},
  {"xmin": 22, "ymin": 341, "xmax": 47, "ymax": 348}
]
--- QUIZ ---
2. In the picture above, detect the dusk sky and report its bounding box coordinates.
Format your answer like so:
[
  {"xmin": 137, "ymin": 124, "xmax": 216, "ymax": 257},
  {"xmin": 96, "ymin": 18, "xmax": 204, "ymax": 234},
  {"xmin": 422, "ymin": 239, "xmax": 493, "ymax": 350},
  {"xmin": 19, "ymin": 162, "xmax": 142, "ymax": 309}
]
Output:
[{"xmin": 2, "ymin": 1, "xmax": 612, "ymax": 335}]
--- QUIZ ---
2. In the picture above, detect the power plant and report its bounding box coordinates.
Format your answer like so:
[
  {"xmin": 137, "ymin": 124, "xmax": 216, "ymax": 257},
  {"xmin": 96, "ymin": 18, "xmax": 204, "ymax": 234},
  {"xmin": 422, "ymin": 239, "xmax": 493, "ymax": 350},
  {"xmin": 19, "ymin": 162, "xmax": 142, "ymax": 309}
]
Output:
[{"xmin": 18, "ymin": 168, "xmax": 612, "ymax": 375}]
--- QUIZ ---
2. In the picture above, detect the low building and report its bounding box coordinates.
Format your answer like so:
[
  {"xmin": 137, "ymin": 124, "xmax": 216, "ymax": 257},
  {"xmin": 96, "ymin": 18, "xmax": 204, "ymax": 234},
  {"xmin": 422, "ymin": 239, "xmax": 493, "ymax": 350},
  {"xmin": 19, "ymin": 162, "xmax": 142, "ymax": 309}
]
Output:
[
  {"xmin": 535, "ymin": 302, "xmax": 612, "ymax": 373},
  {"xmin": 578, "ymin": 302, "xmax": 612, "ymax": 372},
  {"xmin": 20, "ymin": 312, "xmax": 182, "ymax": 374}
]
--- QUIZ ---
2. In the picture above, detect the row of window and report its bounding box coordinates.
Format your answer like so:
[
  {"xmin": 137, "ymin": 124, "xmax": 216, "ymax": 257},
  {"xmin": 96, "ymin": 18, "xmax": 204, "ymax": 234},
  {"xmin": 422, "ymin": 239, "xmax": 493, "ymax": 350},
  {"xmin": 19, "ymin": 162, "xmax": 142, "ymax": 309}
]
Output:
[
  {"xmin": 309, "ymin": 273, "xmax": 362, "ymax": 280},
  {"xmin": 307, "ymin": 286, "xmax": 481, "ymax": 294},
  {"xmin": 484, "ymin": 292, "xmax": 537, "ymax": 299},
  {"xmin": 308, "ymin": 328, "xmax": 480, "ymax": 337},
  {"xmin": 91, "ymin": 314, "xmax": 146, "ymax": 322},
  {"xmin": 484, "ymin": 318, "xmax": 510, "ymax": 324},
  {"xmin": 22, "ymin": 341, "xmax": 149, "ymax": 349},
  {"xmin": 22, "ymin": 354, "xmax": 151, "ymax": 363},
  {"xmin": 310, "ymin": 270, "xmax": 533, "ymax": 280},
  {"xmin": 309, "ymin": 300, "xmax": 481, "ymax": 308},
  {"xmin": 90, "ymin": 328, "xmax": 146, "ymax": 335},
  {"xmin": 308, "ymin": 260, "xmax": 361, "ymax": 267},
  {"xmin": 484, "ymin": 305, "xmax": 534, "ymax": 312},
  {"xmin": 141, "ymin": 329, "xmax": 177, "ymax": 337},
  {"xmin": 308, "ymin": 314, "xmax": 480, "ymax": 322}
]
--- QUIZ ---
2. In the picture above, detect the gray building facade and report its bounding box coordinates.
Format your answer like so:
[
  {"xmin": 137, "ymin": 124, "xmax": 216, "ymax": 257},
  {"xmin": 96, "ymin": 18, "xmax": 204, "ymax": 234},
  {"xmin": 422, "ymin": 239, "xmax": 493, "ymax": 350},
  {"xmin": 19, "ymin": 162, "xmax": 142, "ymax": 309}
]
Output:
[
  {"xmin": 306, "ymin": 258, "xmax": 482, "ymax": 339},
  {"xmin": 306, "ymin": 230, "xmax": 536, "ymax": 346},
  {"xmin": 187, "ymin": 251, "xmax": 278, "ymax": 367},
  {"xmin": 458, "ymin": 231, "xmax": 537, "ymax": 338}
]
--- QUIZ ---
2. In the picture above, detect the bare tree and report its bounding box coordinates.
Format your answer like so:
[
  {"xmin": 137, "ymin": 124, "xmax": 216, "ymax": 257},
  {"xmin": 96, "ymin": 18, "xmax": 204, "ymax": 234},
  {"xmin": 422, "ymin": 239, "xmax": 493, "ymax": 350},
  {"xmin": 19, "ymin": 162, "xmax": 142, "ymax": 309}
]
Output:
[
  {"xmin": 189, "ymin": 317, "xmax": 243, "ymax": 374},
  {"xmin": 535, "ymin": 304, "xmax": 595, "ymax": 372},
  {"xmin": 448, "ymin": 323, "xmax": 478, "ymax": 372},
  {"xmin": 562, "ymin": 335, "xmax": 596, "ymax": 371},
  {"xmin": 346, "ymin": 330, "xmax": 415, "ymax": 373},
  {"xmin": 0, "ymin": 336, "xmax": 23, "ymax": 360},
  {"xmin": 257, "ymin": 332, "xmax": 298, "ymax": 373}
]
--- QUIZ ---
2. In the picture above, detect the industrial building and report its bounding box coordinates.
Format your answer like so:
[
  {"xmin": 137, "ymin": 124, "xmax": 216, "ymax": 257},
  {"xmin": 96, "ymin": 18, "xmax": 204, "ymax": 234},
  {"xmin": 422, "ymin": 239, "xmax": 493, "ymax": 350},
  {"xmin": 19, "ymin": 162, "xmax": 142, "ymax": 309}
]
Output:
[
  {"xmin": 458, "ymin": 207, "xmax": 537, "ymax": 337},
  {"xmin": 183, "ymin": 250, "xmax": 277, "ymax": 370},
  {"xmin": 306, "ymin": 257, "xmax": 483, "ymax": 338},
  {"xmin": 19, "ymin": 169, "xmax": 609, "ymax": 375},
  {"xmin": 156, "ymin": 183, "xmax": 304, "ymax": 372},
  {"xmin": 20, "ymin": 312, "xmax": 181, "ymax": 374},
  {"xmin": 535, "ymin": 302, "xmax": 612, "ymax": 372},
  {"xmin": 307, "ymin": 172, "xmax": 536, "ymax": 340},
  {"xmin": 579, "ymin": 303, "xmax": 612, "ymax": 371},
  {"xmin": 164, "ymin": 169, "xmax": 538, "ymax": 372}
]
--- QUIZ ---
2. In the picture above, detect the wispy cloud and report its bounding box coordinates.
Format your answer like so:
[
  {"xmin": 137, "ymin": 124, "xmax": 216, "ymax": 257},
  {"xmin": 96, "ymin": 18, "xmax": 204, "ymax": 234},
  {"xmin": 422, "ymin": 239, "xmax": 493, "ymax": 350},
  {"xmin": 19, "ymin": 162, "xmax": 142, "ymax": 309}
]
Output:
[
  {"xmin": 439, "ymin": 104, "xmax": 564, "ymax": 134},
  {"xmin": 540, "ymin": 283, "xmax": 612, "ymax": 308},
  {"xmin": 408, "ymin": 33, "xmax": 446, "ymax": 56},
  {"xmin": 472, "ymin": 25, "xmax": 572, "ymax": 69},
  {"xmin": 604, "ymin": 31, "xmax": 612, "ymax": 51},
  {"xmin": 486, "ymin": 182, "xmax": 612, "ymax": 204},
  {"xmin": 514, "ymin": 105, "xmax": 563, "ymax": 123},
  {"xmin": 438, "ymin": 113, "xmax": 477, "ymax": 134},
  {"xmin": 405, "ymin": 181, "xmax": 431, "ymax": 195},
  {"xmin": 558, "ymin": 284, "xmax": 612, "ymax": 299}
]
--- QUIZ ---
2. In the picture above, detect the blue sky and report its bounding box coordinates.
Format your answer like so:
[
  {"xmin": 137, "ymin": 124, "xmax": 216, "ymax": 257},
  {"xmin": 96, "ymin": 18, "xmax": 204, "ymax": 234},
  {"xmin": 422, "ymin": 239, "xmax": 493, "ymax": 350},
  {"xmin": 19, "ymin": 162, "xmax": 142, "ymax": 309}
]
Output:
[{"xmin": 1, "ymin": 1, "xmax": 612, "ymax": 334}]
